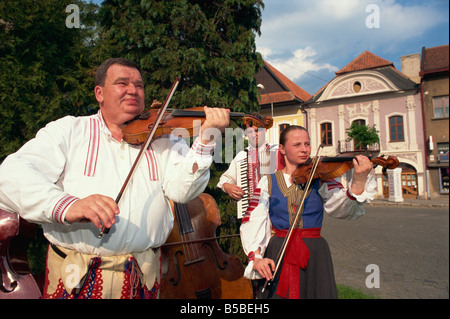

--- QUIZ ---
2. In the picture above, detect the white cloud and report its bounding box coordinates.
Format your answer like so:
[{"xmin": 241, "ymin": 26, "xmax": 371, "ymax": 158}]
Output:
[
  {"xmin": 261, "ymin": 47, "xmax": 338, "ymax": 82},
  {"xmin": 256, "ymin": 0, "xmax": 448, "ymax": 92}
]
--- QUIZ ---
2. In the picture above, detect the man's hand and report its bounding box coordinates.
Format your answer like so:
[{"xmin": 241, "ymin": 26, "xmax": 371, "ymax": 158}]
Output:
[
  {"xmin": 199, "ymin": 106, "xmax": 230, "ymax": 144},
  {"xmin": 350, "ymin": 155, "xmax": 373, "ymax": 195},
  {"xmin": 223, "ymin": 183, "xmax": 245, "ymax": 200},
  {"xmin": 64, "ymin": 194, "xmax": 119, "ymax": 229}
]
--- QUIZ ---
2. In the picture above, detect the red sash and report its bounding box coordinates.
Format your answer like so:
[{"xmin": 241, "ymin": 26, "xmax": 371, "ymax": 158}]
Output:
[{"xmin": 274, "ymin": 227, "xmax": 321, "ymax": 299}]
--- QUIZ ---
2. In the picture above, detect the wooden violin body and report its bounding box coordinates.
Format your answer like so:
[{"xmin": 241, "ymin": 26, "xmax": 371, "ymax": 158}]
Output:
[
  {"xmin": 291, "ymin": 155, "xmax": 400, "ymax": 184},
  {"xmin": 160, "ymin": 193, "xmax": 253, "ymax": 299},
  {"xmin": 122, "ymin": 106, "xmax": 273, "ymax": 145},
  {"xmin": 0, "ymin": 209, "xmax": 42, "ymax": 299}
]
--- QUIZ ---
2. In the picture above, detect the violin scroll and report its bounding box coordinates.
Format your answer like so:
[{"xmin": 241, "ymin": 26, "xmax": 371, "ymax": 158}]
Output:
[
  {"xmin": 242, "ymin": 115, "xmax": 273, "ymax": 130},
  {"xmin": 371, "ymin": 155, "xmax": 399, "ymax": 170}
]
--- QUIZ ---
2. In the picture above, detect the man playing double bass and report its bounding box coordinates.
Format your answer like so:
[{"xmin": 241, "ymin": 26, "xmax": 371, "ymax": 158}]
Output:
[{"xmin": 0, "ymin": 58, "xmax": 230, "ymax": 299}]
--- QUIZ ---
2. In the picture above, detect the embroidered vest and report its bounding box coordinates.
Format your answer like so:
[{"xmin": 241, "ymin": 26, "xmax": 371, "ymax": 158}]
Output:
[{"xmin": 268, "ymin": 171, "xmax": 324, "ymax": 230}]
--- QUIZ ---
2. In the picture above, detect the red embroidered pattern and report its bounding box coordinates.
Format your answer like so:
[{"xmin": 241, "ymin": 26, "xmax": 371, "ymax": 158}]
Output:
[
  {"xmin": 84, "ymin": 117, "xmax": 100, "ymax": 177},
  {"xmin": 241, "ymin": 188, "xmax": 261, "ymax": 224},
  {"xmin": 45, "ymin": 269, "xmax": 103, "ymax": 299},
  {"xmin": 120, "ymin": 257, "xmax": 159, "ymax": 299}
]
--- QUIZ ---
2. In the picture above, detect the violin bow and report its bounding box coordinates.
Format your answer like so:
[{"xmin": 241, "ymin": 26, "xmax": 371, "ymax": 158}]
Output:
[
  {"xmin": 98, "ymin": 76, "xmax": 181, "ymax": 239},
  {"xmin": 261, "ymin": 142, "xmax": 325, "ymax": 293}
]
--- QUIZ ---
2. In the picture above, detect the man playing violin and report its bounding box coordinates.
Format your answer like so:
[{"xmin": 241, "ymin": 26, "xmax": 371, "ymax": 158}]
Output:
[
  {"xmin": 240, "ymin": 125, "xmax": 376, "ymax": 299},
  {"xmin": 0, "ymin": 58, "xmax": 230, "ymax": 299}
]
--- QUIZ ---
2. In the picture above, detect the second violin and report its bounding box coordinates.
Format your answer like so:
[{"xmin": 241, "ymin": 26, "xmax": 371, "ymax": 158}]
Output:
[{"xmin": 291, "ymin": 155, "xmax": 400, "ymax": 184}]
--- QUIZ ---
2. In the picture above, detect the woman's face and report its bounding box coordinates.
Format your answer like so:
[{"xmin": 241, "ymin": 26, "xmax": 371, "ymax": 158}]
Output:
[{"xmin": 279, "ymin": 129, "xmax": 311, "ymax": 167}]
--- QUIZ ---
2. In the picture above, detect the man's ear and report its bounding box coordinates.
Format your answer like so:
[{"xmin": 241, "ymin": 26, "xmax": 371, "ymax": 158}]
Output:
[{"xmin": 94, "ymin": 85, "xmax": 104, "ymax": 105}]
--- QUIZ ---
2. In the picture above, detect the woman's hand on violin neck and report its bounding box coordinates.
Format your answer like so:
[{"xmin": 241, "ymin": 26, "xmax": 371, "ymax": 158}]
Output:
[
  {"xmin": 199, "ymin": 106, "xmax": 230, "ymax": 144},
  {"xmin": 350, "ymin": 155, "xmax": 373, "ymax": 195},
  {"xmin": 64, "ymin": 194, "xmax": 120, "ymax": 229}
]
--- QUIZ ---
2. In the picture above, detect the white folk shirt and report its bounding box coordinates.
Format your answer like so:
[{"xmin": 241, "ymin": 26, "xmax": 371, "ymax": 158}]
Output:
[{"xmin": 0, "ymin": 111, "xmax": 214, "ymax": 256}]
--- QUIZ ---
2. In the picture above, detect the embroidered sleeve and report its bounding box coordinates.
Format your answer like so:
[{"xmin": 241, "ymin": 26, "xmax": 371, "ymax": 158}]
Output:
[
  {"xmin": 0, "ymin": 116, "xmax": 78, "ymax": 224},
  {"xmin": 319, "ymin": 173, "xmax": 377, "ymax": 220},
  {"xmin": 155, "ymin": 136, "xmax": 212, "ymax": 204}
]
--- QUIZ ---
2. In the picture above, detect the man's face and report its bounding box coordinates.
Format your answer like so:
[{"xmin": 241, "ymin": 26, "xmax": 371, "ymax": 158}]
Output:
[
  {"xmin": 246, "ymin": 126, "xmax": 266, "ymax": 148},
  {"xmin": 95, "ymin": 64, "xmax": 145, "ymax": 125}
]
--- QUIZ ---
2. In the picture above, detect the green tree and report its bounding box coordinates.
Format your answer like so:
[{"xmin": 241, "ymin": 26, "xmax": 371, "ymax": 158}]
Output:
[
  {"xmin": 97, "ymin": 0, "xmax": 265, "ymax": 261},
  {"xmin": 0, "ymin": 0, "xmax": 99, "ymax": 161},
  {"xmin": 98, "ymin": 0, "xmax": 264, "ymax": 112},
  {"xmin": 345, "ymin": 122, "xmax": 380, "ymax": 152}
]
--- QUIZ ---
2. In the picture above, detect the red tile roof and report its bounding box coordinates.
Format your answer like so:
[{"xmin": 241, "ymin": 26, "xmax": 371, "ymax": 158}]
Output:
[
  {"xmin": 257, "ymin": 61, "xmax": 312, "ymax": 106},
  {"xmin": 264, "ymin": 61, "xmax": 312, "ymax": 102},
  {"xmin": 421, "ymin": 44, "xmax": 449, "ymax": 74},
  {"xmin": 335, "ymin": 51, "xmax": 393, "ymax": 75}
]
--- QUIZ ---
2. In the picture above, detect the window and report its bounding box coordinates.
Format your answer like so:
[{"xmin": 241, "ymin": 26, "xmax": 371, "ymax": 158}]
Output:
[
  {"xmin": 437, "ymin": 143, "xmax": 449, "ymax": 154},
  {"xmin": 279, "ymin": 123, "xmax": 290, "ymax": 135},
  {"xmin": 389, "ymin": 116, "xmax": 404, "ymax": 142},
  {"xmin": 320, "ymin": 122, "xmax": 332, "ymax": 146},
  {"xmin": 433, "ymin": 96, "xmax": 449, "ymax": 118},
  {"xmin": 439, "ymin": 167, "xmax": 449, "ymax": 193},
  {"xmin": 353, "ymin": 81, "xmax": 362, "ymax": 93}
]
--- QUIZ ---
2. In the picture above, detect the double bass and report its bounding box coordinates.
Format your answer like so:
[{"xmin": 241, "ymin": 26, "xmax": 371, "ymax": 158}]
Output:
[
  {"xmin": 160, "ymin": 194, "xmax": 254, "ymax": 299},
  {"xmin": 0, "ymin": 209, "xmax": 42, "ymax": 299}
]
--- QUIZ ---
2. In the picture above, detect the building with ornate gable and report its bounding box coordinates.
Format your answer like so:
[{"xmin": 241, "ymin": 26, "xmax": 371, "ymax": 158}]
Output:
[{"xmin": 306, "ymin": 51, "xmax": 426, "ymax": 200}]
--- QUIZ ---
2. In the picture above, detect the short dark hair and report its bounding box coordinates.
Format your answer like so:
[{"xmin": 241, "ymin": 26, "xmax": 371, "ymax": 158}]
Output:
[
  {"xmin": 94, "ymin": 58, "xmax": 141, "ymax": 86},
  {"xmin": 279, "ymin": 125, "xmax": 309, "ymax": 145}
]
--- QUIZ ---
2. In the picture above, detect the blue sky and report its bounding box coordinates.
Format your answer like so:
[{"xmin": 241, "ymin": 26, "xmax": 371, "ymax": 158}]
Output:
[
  {"xmin": 90, "ymin": 0, "xmax": 449, "ymax": 95},
  {"xmin": 256, "ymin": 0, "xmax": 449, "ymax": 95}
]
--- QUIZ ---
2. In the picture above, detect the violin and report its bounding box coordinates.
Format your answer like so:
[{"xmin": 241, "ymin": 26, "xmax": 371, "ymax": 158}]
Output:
[
  {"xmin": 122, "ymin": 103, "xmax": 274, "ymax": 145},
  {"xmin": 291, "ymin": 155, "xmax": 400, "ymax": 185}
]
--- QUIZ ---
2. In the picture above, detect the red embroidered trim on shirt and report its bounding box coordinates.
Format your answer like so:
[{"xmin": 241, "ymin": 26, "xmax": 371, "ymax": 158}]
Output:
[
  {"xmin": 323, "ymin": 179, "xmax": 344, "ymax": 190},
  {"xmin": 52, "ymin": 195, "xmax": 78, "ymax": 224},
  {"xmin": 241, "ymin": 188, "xmax": 261, "ymax": 224},
  {"xmin": 191, "ymin": 138, "xmax": 215, "ymax": 156},
  {"xmin": 84, "ymin": 117, "xmax": 100, "ymax": 177},
  {"xmin": 346, "ymin": 189, "xmax": 356, "ymax": 201},
  {"xmin": 144, "ymin": 146, "xmax": 159, "ymax": 181}
]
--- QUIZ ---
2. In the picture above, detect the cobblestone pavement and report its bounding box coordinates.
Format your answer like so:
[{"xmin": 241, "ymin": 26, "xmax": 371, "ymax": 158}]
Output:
[{"xmin": 321, "ymin": 204, "xmax": 449, "ymax": 299}]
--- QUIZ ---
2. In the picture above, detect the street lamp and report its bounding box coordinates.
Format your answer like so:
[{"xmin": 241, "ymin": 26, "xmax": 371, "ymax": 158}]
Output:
[{"xmin": 257, "ymin": 83, "xmax": 273, "ymax": 118}]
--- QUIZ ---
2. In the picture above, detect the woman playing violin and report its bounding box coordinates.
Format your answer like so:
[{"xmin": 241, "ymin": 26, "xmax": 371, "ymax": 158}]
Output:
[
  {"xmin": 240, "ymin": 125, "xmax": 376, "ymax": 299},
  {"xmin": 0, "ymin": 58, "xmax": 229, "ymax": 299}
]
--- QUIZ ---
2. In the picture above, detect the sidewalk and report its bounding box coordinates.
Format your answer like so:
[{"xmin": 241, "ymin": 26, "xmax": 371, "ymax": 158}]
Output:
[{"xmin": 367, "ymin": 197, "xmax": 449, "ymax": 208}]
